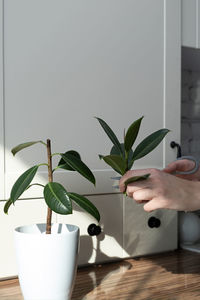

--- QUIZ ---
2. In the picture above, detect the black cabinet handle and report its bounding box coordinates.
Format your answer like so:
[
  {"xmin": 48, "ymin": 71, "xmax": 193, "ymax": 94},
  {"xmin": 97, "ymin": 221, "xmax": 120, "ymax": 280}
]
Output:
[
  {"xmin": 170, "ymin": 141, "xmax": 182, "ymax": 158},
  {"xmin": 87, "ymin": 223, "xmax": 102, "ymax": 236},
  {"xmin": 148, "ymin": 216, "xmax": 161, "ymax": 228}
]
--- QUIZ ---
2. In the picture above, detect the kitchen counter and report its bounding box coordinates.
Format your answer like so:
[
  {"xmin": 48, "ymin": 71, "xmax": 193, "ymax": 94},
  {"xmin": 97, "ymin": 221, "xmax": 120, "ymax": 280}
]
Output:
[{"xmin": 1, "ymin": 250, "xmax": 200, "ymax": 299}]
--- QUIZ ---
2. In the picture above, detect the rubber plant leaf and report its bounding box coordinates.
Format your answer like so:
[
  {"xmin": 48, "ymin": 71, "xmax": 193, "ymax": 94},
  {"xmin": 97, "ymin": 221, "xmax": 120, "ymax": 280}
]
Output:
[
  {"xmin": 61, "ymin": 153, "xmax": 95, "ymax": 185},
  {"xmin": 44, "ymin": 182, "xmax": 72, "ymax": 215},
  {"xmin": 124, "ymin": 174, "xmax": 150, "ymax": 190},
  {"xmin": 10, "ymin": 165, "xmax": 39, "ymax": 203},
  {"xmin": 58, "ymin": 150, "xmax": 81, "ymax": 171},
  {"xmin": 4, "ymin": 199, "xmax": 13, "ymax": 214},
  {"xmin": 132, "ymin": 129, "xmax": 170, "ymax": 161},
  {"xmin": 101, "ymin": 154, "xmax": 126, "ymax": 175},
  {"xmin": 11, "ymin": 141, "xmax": 45, "ymax": 156},
  {"xmin": 67, "ymin": 192, "xmax": 100, "ymax": 222},
  {"xmin": 124, "ymin": 116, "xmax": 144, "ymax": 153},
  {"xmin": 95, "ymin": 117, "xmax": 123, "ymax": 156},
  {"xmin": 110, "ymin": 143, "xmax": 134, "ymax": 170}
]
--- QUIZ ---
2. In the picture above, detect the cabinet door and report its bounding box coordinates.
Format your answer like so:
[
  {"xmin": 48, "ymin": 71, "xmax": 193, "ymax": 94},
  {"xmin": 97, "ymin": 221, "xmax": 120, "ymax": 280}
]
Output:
[
  {"xmin": 3, "ymin": 0, "xmax": 179, "ymax": 197},
  {"xmin": 0, "ymin": 0, "xmax": 180, "ymax": 278},
  {"xmin": 182, "ymin": 0, "xmax": 200, "ymax": 48}
]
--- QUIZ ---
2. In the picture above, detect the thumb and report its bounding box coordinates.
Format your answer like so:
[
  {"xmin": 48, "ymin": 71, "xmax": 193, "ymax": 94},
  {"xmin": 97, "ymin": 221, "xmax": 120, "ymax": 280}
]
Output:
[
  {"xmin": 163, "ymin": 161, "xmax": 178, "ymax": 173},
  {"xmin": 164, "ymin": 159, "xmax": 195, "ymax": 174}
]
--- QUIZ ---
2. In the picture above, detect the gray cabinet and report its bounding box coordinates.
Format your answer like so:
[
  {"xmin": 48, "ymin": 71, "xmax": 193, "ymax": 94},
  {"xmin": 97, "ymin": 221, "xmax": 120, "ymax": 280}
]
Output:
[
  {"xmin": 182, "ymin": 0, "xmax": 200, "ymax": 48},
  {"xmin": 0, "ymin": 0, "xmax": 180, "ymax": 278}
]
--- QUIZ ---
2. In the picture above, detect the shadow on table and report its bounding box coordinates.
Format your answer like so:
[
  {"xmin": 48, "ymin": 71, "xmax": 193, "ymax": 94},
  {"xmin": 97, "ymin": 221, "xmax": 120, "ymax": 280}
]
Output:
[
  {"xmin": 72, "ymin": 234, "xmax": 132, "ymax": 299},
  {"xmin": 152, "ymin": 249, "xmax": 200, "ymax": 275}
]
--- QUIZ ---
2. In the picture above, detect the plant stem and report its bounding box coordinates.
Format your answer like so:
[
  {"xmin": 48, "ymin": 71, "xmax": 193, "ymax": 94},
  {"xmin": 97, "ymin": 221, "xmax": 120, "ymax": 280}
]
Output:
[
  {"xmin": 125, "ymin": 151, "xmax": 129, "ymax": 172},
  {"xmin": 51, "ymin": 152, "xmax": 61, "ymax": 157},
  {"xmin": 46, "ymin": 139, "xmax": 53, "ymax": 234}
]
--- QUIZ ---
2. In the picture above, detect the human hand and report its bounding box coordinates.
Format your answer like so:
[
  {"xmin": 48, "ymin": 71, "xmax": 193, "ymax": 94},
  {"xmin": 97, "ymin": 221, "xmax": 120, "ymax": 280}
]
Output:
[
  {"xmin": 119, "ymin": 168, "xmax": 200, "ymax": 212},
  {"xmin": 164, "ymin": 159, "xmax": 200, "ymax": 181}
]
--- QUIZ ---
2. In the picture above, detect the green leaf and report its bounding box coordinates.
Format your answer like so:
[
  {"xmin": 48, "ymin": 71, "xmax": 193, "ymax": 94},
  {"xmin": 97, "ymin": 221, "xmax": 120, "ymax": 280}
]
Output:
[
  {"xmin": 124, "ymin": 174, "xmax": 150, "ymax": 189},
  {"xmin": 101, "ymin": 154, "xmax": 126, "ymax": 175},
  {"xmin": 95, "ymin": 117, "xmax": 123, "ymax": 156},
  {"xmin": 110, "ymin": 143, "xmax": 134, "ymax": 170},
  {"xmin": 10, "ymin": 165, "xmax": 39, "ymax": 203},
  {"xmin": 124, "ymin": 116, "xmax": 144, "ymax": 153},
  {"xmin": 67, "ymin": 192, "xmax": 100, "ymax": 222},
  {"xmin": 58, "ymin": 150, "xmax": 81, "ymax": 171},
  {"xmin": 132, "ymin": 129, "xmax": 170, "ymax": 161},
  {"xmin": 11, "ymin": 141, "xmax": 45, "ymax": 156},
  {"xmin": 4, "ymin": 199, "xmax": 13, "ymax": 214},
  {"xmin": 44, "ymin": 182, "xmax": 72, "ymax": 215},
  {"xmin": 61, "ymin": 153, "xmax": 95, "ymax": 185}
]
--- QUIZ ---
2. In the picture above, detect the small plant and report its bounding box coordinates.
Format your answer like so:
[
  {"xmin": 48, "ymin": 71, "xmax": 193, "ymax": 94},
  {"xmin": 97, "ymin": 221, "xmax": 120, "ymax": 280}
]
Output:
[
  {"xmin": 4, "ymin": 139, "xmax": 100, "ymax": 234},
  {"xmin": 96, "ymin": 116, "xmax": 169, "ymax": 187}
]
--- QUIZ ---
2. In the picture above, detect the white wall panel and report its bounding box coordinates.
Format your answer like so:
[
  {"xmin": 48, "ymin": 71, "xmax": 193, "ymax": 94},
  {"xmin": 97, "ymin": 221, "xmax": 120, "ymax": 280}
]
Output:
[
  {"xmin": 0, "ymin": 1, "xmax": 181, "ymax": 279},
  {"xmin": 0, "ymin": 0, "xmax": 4, "ymax": 199},
  {"xmin": 3, "ymin": 0, "xmax": 164, "ymax": 198},
  {"xmin": 164, "ymin": 0, "xmax": 181, "ymax": 165},
  {"xmin": 182, "ymin": 0, "xmax": 197, "ymax": 47}
]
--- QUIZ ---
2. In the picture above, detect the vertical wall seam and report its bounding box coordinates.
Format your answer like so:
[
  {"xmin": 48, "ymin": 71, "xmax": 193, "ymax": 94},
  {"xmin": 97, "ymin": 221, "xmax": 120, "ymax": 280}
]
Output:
[
  {"xmin": 2, "ymin": 0, "xmax": 5, "ymax": 199},
  {"xmin": 0, "ymin": 0, "xmax": 5, "ymax": 200},
  {"xmin": 163, "ymin": 0, "xmax": 166, "ymax": 168}
]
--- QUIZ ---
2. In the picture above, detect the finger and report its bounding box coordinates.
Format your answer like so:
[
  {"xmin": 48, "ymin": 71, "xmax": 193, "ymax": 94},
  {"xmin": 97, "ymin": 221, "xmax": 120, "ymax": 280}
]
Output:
[
  {"xmin": 131, "ymin": 188, "xmax": 154, "ymax": 202},
  {"xmin": 163, "ymin": 162, "xmax": 177, "ymax": 173},
  {"xmin": 119, "ymin": 169, "xmax": 152, "ymax": 192},
  {"xmin": 143, "ymin": 198, "xmax": 165, "ymax": 212},
  {"xmin": 135, "ymin": 200, "xmax": 149, "ymax": 204},
  {"xmin": 125, "ymin": 180, "xmax": 152, "ymax": 198}
]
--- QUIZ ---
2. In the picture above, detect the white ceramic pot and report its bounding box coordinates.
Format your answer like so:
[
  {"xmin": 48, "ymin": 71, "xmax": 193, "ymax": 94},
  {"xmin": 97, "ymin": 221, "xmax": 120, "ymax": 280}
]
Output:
[{"xmin": 14, "ymin": 223, "xmax": 80, "ymax": 300}]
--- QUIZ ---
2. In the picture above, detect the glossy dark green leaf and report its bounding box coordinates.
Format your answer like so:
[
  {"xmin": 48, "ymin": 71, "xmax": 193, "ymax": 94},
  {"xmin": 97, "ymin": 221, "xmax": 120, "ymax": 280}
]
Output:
[
  {"xmin": 132, "ymin": 129, "xmax": 170, "ymax": 161},
  {"xmin": 11, "ymin": 141, "xmax": 45, "ymax": 156},
  {"xmin": 124, "ymin": 174, "xmax": 150, "ymax": 189},
  {"xmin": 10, "ymin": 165, "xmax": 39, "ymax": 203},
  {"xmin": 61, "ymin": 153, "xmax": 95, "ymax": 185},
  {"xmin": 67, "ymin": 192, "xmax": 100, "ymax": 222},
  {"xmin": 4, "ymin": 199, "xmax": 13, "ymax": 214},
  {"xmin": 101, "ymin": 155, "xmax": 126, "ymax": 175},
  {"xmin": 110, "ymin": 143, "xmax": 134, "ymax": 170},
  {"xmin": 58, "ymin": 150, "xmax": 81, "ymax": 171},
  {"xmin": 44, "ymin": 182, "xmax": 72, "ymax": 215},
  {"xmin": 124, "ymin": 116, "xmax": 144, "ymax": 153},
  {"xmin": 95, "ymin": 117, "xmax": 123, "ymax": 156}
]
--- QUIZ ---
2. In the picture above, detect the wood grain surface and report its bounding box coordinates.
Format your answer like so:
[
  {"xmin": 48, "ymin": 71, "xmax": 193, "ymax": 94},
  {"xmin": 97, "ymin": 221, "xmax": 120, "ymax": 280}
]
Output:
[{"xmin": 1, "ymin": 250, "xmax": 200, "ymax": 300}]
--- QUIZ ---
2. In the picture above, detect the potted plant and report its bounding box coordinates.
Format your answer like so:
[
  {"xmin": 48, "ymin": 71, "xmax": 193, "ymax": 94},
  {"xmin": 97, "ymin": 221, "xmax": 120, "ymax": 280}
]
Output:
[
  {"xmin": 4, "ymin": 139, "xmax": 100, "ymax": 300},
  {"xmin": 95, "ymin": 116, "xmax": 170, "ymax": 187}
]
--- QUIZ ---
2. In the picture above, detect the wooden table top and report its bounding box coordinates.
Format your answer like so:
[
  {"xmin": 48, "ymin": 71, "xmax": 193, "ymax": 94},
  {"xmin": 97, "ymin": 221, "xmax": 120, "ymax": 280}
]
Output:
[{"xmin": 1, "ymin": 250, "xmax": 200, "ymax": 299}]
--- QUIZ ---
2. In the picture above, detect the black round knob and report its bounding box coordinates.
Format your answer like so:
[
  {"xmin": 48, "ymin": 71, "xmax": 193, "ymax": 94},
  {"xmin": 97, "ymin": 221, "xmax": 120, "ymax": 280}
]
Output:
[
  {"xmin": 148, "ymin": 216, "xmax": 161, "ymax": 228},
  {"xmin": 87, "ymin": 223, "xmax": 102, "ymax": 236}
]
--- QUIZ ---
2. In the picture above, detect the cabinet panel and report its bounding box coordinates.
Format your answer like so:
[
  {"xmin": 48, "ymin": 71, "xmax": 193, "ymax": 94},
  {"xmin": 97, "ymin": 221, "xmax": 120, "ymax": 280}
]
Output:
[
  {"xmin": 3, "ymin": 0, "xmax": 165, "ymax": 198},
  {"xmin": 182, "ymin": 0, "xmax": 197, "ymax": 47},
  {"xmin": 0, "ymin": 0, "xmax": 4, "ymax": 200},
  {"xmin": 182, "ymin": 0, "xmax": 200, "ymax": 48},
  {"xmin": 0, "ymin": 199, "xmax": 56, "ymax": 279},
  {"xmin": 0, "ymin": 0, "xmax": 181, "ymax": 280},
  {"xmin": 58, "ymin": 194, "xmax": 124, "ymax": 266},
  {"xmin": 124, "ymin": 197, "xmax": 177, "ymax": 257}
]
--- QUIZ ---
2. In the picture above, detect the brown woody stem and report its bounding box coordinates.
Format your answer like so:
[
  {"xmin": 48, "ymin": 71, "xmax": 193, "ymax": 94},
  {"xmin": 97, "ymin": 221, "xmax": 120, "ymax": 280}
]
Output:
[{"xmin": 46, "ymin": 139, "xmax": 53, "ymax": 234}]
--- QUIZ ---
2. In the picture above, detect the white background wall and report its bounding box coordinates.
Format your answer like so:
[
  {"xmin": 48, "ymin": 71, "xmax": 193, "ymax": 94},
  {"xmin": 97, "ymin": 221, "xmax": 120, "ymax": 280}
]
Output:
[{"xmin": 0, "ymin": 0, "xmax": 180, "ymax": 279}]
